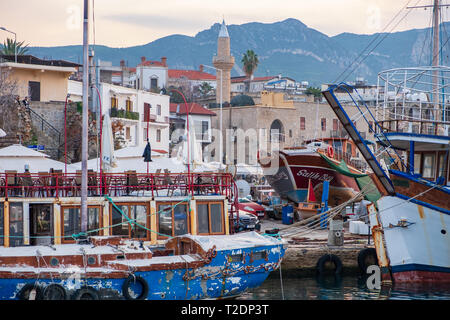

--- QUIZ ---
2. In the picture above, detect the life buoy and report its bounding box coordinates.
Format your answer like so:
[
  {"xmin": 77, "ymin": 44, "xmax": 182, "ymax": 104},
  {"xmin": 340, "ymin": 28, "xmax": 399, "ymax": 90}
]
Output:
[
  {"xmin": 122, "ymin": 275, "xmax": 149, "ymax": 300},
  {"xmin": 18, "ymin": 283, "xmax": 43, "ymax": 300},
  {"xmin": 316, "ymin": 254, "xmax": 343, "ymax": 275},
  {"xmin": 327, "ymin": 146, "xmax": 334, "ymax": 158},
  {"xmin": 357, "ymin": 248, "xmax": 378, "ymax": 274},
  {"xmin": 43, "ymin": 283, "xmax": 67, "ymax": 300},
  {"xmin": 72, "ymin": 287, "xmax": 99, "ymax": 300}
]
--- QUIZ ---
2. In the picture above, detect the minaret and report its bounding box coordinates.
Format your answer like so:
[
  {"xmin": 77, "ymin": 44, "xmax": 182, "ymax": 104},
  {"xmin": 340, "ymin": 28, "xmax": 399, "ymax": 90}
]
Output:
[{"xmin": 213, "ymin": 20, "xmax": 235, "ymax": 104}]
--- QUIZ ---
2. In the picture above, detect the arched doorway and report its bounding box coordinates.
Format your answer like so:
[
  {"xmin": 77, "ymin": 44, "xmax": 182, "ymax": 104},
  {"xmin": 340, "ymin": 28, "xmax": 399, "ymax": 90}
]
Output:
[{"xmin": 270, "ymin": 119, "xmax": 285, "ymax": 142}]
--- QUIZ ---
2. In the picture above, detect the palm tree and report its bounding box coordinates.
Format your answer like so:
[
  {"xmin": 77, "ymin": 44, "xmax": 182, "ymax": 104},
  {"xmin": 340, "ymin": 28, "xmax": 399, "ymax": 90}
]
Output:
[
  {"xmin": 241, "ymin": 50, "xmax": 259, "ymax": 93},
  {"xmin": 1, "ymin": 38, "xmax": 29, "ymax": 56}
]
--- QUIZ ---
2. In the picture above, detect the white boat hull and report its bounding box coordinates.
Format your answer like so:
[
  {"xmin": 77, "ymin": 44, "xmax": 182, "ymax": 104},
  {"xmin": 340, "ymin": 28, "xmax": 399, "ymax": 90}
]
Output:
[{"xmin": 377, "ymin": 196, "xmax": 450, "ymax": 282}]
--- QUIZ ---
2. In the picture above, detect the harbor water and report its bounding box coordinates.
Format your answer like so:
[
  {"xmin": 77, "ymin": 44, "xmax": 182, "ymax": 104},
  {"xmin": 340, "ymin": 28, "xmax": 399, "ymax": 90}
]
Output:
[{"xmin": 238, "ymin": 274, "xmax": 450, "ymax": 300}]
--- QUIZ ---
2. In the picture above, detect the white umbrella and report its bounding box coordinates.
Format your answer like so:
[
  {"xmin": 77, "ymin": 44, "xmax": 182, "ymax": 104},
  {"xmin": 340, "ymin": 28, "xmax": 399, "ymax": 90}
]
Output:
[
  {"xmin": 0, "ymin": 144, "xmax": 77, "ymax": 173},
  {"xmin": 101, "ymin": 113, "xmax": 117, "ymax": 172}
]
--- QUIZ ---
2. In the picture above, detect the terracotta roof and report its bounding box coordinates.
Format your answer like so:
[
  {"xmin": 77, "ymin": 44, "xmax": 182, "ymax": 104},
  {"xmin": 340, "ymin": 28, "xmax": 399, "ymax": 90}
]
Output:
[
  {"xmin": 170, "ymin": 103, "xmax": 216, "ymax": 116},
  {"xmin": 139, "ymin": 60, "xmax": 165, "ymax": 67},
  {"xmin": 169, "ymin": 69, "xmax": 216, "ymax": 81}
]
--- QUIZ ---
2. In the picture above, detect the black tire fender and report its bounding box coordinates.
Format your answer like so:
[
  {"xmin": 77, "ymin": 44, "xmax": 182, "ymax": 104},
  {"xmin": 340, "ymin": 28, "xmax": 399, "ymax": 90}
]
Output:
[
  {"xmin": 72, "ymin": 286, "xmax": 99, "ymax": 300},
  {"xmin": 122, "ymin": 275, "xmax": 149, "ymax": 300},
  {"xmin": 357, "ymin": 248, "xmax": 378, "ymax": 274},
  {"xmin": 43, "ymin": 283, "xmax": 67, "ymax": 300},
  {"xmin": 18, "ymin": 283, "xmax": 43, "ymax": 300},
  {"xmin": 316, "ymin": 254, "xmax": 343, "ymax": 275}
]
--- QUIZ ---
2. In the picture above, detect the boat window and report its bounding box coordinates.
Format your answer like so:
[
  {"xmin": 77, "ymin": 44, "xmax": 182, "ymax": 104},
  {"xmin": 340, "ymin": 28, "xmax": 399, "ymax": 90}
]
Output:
[
  {"xmin": 197, "ymin": 204, "xmax": 209, "ymax": 234},
  {"xmin": 414, "ymin": 154, "xmax": 421, "ymax": 174},
  {"xmin": 158, "ymin": 204, "xmax": 173, "ymax": 238},
  {"xmin": 62, "ymin": 206, "xmax": 100, "ymax": 242},
  {"xmin": 9, "ymin": 203, "xmax": 23, "ymax": 247},
  {"xmin": 210, "ymin": 204, "xmax": 223, "ymax": 233},
  {"xmin": 174, "ymin": 204, "xmax": 188, "ymax": 236},
  {"xmin": 422, "ymin": 153, "xmax": 436, "ymax": 179},
  {"xmin": 437, "ymin": 153, "xmax": 446, "ymax": 179},
  {"xmin": 0, "ymin": 203, "xmax": 3, "ymax": 246},
  {"xmin": 157, "ymin": 202, "xmax": 189, "ymax": 239},
  {"xmin": 111, "ymin": 205, "xmax": 129, "ymax": 236},
  {"xmin": 252, "ymin": 251, "xmax": 268, "ymax": 261},
  {"xmin": 111, "ymin": 204, "xmax": 148, "ymax": 240},
  {"xmin": 196, "ymin": 202, "xmax": 224, "ymax": 235}
]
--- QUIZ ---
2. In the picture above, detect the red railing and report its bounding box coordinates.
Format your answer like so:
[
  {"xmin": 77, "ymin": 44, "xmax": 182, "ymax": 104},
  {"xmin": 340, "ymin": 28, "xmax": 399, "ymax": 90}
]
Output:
[
  {"xmin": 0, "ymin": 171, "xmax": 242, "ymax": 234},
  {"xmin": 0, "ymin": 171, "xmax": 235, "ymax": 199}
]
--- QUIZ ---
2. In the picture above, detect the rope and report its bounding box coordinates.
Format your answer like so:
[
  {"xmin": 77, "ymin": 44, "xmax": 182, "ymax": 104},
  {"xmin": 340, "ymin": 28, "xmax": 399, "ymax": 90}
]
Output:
[{"xmin": 279, "ymin": 183, "xmax": 378, "ymax": 239}]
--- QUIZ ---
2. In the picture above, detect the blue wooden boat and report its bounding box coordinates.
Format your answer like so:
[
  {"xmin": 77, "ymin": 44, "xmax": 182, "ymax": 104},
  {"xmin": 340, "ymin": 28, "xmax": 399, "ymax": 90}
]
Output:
[{"xmin": 0, "ymin": 232, "xmax": 286, "ymax": 300}]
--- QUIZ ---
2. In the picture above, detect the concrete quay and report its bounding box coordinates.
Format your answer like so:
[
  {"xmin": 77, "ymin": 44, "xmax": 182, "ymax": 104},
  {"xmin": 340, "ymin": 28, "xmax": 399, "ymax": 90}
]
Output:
[{"xmin": 260, "ymin": 218, "xmax": 375, "ymax": 276}]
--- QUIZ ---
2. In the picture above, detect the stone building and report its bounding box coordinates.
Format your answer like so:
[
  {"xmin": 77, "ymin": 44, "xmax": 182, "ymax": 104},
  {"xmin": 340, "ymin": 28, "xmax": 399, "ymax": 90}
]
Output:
[{"xmin": 211, "ymin": 91, "xmax": 375, "ymax": 165}]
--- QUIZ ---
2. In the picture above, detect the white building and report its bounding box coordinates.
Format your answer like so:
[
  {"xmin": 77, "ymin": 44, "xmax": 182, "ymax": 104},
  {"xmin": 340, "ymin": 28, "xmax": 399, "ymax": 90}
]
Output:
[
  {"xmin": 68, "ymin": 82, "xmax": 170, "ymax": 154},
  {"xmin": 131, "ymin": 57, "xmax": 169, "ymax": 92}
]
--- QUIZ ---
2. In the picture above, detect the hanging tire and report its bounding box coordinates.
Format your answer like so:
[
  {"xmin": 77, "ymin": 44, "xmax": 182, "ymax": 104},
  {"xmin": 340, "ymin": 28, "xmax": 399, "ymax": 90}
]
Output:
[
  {"xmin": 122, "ymin": 275, "xmax": 149, "ymax": 300},
  {"xmin": 43, "ymin": 283, "xmax": 67, "ymax": 300},
  {"xmin": 18, "ymin": 283, "xmax": 43, "ymax": 300},
  {"xmin": 316, "ymin": 254, "xmax": 343, "ymax": 275},
  {"xmin": 72, "ymin": 287, "xmax": 99, "ymax": 300},
  {"xmin": 357, "ymin": 248, "xmax": 378, "ymax": 274}
]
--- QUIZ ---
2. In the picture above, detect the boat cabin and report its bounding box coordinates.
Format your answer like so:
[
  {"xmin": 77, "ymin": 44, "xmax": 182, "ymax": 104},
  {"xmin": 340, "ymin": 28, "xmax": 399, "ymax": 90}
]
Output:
[
  {"xmin": 0, "ymin": 172, "xmax": 236, "ymax": 247},
  {"xmin": 374, "ymin": 67, "xmax": 450, "ymax": 186}
]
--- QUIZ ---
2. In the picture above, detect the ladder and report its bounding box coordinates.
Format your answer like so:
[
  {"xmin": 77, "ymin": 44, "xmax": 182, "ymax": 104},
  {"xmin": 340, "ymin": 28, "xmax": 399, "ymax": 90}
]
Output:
[{"xmin": 322, "ymin": 84, "xmax": 396, "ymax": 195}]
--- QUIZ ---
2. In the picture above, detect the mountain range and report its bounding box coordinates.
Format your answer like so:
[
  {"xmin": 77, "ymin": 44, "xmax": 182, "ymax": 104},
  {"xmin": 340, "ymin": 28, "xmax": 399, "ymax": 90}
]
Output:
[{"xmin": 26, "ymin": 18, "xmax": 448, "ymax": 86}]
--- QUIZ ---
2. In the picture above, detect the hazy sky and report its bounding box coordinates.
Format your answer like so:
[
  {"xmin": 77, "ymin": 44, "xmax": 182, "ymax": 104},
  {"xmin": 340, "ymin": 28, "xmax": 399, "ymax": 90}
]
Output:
[{"xmin": 0, "ymin": 0, "xmax": 447, "ymax": 47}]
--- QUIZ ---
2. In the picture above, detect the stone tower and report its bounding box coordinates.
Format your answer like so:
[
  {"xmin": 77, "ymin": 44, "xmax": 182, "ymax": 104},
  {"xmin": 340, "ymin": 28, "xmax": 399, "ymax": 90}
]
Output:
[{"xmin": 213, "ymin": 20, "xmax": 235, "ymax": 104}]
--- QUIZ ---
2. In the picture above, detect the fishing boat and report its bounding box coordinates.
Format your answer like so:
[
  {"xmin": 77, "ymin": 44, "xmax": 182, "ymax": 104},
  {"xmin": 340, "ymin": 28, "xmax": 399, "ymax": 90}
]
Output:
[
  {"xmin": 259, "ymin": 138, "xmax": 367, "ymax": 207},
  {"xmin": 322, "ymin": 0, "xmax": 450, "ymax": 284},
  {"xmin": 0, "ymin": 230, "xmax": 285, "ymax": 300},
  {"xmin": 0, "ymin": 1, "xmax": 286, "ymax": 300}
]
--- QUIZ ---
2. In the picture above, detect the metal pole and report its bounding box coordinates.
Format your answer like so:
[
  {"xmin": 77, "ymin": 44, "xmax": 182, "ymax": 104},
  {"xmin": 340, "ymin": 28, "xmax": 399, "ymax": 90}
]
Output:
[
  {"xmin": 220, "ymin": 69, "xmax": 223, "ymax": 164},
  {"xmin": 64, "ymin": 94, "xmax": 69, "ymax": 175},
  {"xmin": 81, "ymin": 0, "xmax": 90, "ymax": 235},
  {"xmin": 14, "ymin": 32, "xmax": 16, "ymax": 64}
]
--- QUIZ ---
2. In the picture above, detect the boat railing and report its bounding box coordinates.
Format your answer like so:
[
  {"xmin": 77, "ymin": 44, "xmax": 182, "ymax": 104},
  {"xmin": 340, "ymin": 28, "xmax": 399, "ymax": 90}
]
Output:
[
  {"xmin": 0, "ymin": 171, "xmax": 236, "ymax": 200},
  {"xmin": 377, "ymin": 118, "xmax": 450, "ymax": 136}
]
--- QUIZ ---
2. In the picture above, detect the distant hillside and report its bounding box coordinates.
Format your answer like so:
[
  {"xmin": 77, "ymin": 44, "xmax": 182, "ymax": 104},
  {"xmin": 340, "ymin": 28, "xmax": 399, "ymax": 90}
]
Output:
[{"xmin": 26, "ymin": 18, "xmax": 448, "ymax": 86}]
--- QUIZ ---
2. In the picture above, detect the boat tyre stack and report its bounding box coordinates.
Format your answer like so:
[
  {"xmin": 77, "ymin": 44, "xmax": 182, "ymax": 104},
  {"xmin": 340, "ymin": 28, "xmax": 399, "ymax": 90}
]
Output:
[
  {"xmin": 357, "ymin": 248, "xmax": 378, "ymax": 274},
  {"xmin": 72, "ymin": 286, "xmax": 100, "ymax": 300},
  {"xmin": 18, "ymin": 284, "xmax": 44, "ymax": 300},
  {"xmin": 122, "ymin": 275, "xmax": 149, "ymax": 300},
  {"xmin": 43, "ymin": 284, "xmax": 67, "ymax": 300},
  {"xmin": 316, "ymin": 254, "xmax": 343, "ymax": 276}
]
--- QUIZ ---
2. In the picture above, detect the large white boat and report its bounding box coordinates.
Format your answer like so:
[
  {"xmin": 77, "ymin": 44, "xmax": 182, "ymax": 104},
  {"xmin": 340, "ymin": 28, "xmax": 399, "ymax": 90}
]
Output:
[
  {"xmin": 323, "ymin": 67, "xmax": 449, "ymax": 283},
  {"xmin": 322, "ymin": 1, "xmax": 450, "ymax": 284}
]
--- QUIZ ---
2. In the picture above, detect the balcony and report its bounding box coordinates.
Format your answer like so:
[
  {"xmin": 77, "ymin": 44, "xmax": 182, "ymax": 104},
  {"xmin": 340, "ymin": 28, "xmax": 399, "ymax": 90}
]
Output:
[{"xmin": 110, "ymin": 108, "xmax": 140, "ymax": 121}]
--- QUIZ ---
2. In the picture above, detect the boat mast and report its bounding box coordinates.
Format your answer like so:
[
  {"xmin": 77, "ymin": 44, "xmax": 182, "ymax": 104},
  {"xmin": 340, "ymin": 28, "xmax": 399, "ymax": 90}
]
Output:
[
  {"xmin": 81, "ymin": 0, "xmax": 90, "ymax": 235},
  {"xmin": 407, "ymin": 1, "xmax": 443, "ymax": 115},
  {"xmin": 432, "ymin": 0, "xmax": 440, "ymax": 111}
]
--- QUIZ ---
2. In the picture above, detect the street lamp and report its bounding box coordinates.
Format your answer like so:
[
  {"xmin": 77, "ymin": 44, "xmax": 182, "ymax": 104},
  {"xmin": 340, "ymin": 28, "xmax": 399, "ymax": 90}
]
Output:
[
  {"xmin": 0, "ymin": 27, "xmax": 17, "ymax": 63},
  {"xmin": 202, "ymin": 64, "xmax": 223, "ymax": 164}
]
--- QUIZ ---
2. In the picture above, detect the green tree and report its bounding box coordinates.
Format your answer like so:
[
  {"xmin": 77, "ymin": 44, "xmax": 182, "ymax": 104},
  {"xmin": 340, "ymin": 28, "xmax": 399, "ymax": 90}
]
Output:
[
  {"xmin": 241, "ymin": 50, "xmax": 259, "ymax": 92},
  {"xmin": 1, "ymin": 38, "xmax": 29, "ymax": 56},
  {"xmin": 305, "ymin": 86, "xmax": 322, "ymax": 98},
  {"xmin": 198, "ymin": 82, "xmax": 213, "ymax": 98}
]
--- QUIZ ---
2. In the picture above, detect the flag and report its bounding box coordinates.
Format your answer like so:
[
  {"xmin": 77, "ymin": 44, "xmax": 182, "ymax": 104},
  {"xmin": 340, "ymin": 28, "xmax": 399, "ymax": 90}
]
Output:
[
  {"xmin": 143, "ymin": 141, "xmax": 153, "ymax": 162},
  {"xmin": 307, "ymin": 179, "xmax": 316, "ymax": 202}
]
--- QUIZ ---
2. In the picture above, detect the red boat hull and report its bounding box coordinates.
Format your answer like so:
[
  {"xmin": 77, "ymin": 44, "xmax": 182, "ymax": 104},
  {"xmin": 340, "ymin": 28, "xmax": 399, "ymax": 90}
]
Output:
[{"xmin": 261, "ymin": 151, "xmax": 361, "ymax": 205}]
